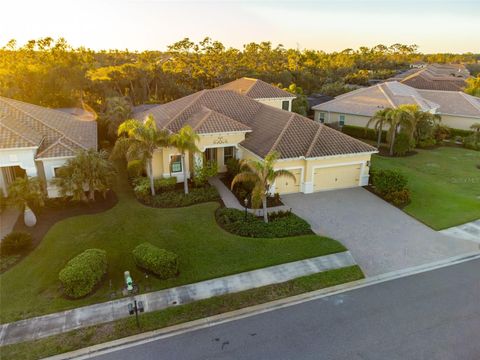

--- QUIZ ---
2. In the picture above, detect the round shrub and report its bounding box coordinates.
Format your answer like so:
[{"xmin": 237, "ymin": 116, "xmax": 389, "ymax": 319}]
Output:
[
  {"xmin": 371, "ymin": 169, "xmax": 408, "ymax": 195},
  {"xmin": 132, "ymin": 242, "xmax": 178, "ymax": 279},
  {"xmin": 383, "ymin": 189, "xmax": 411, "ymax": 207},
  {"xmin": 0, "ymin": 231, "xmax": 32, "ymax": 254},
  {"xmin": 393, "ymin": 133, "xmax": 415, "ymax": 156},
  {"xmin": 59, "ymin": 249, "xmax": 107, "ymax": 298}
]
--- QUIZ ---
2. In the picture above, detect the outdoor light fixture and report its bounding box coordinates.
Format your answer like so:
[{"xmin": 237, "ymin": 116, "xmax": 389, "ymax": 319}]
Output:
[
  {"xmin": 128, "ymin": 299, "xmax": 145, "ymax": 328},
  {"xmin": 244, "ymin": 197, "xmax": 248, "ymax": 221}
]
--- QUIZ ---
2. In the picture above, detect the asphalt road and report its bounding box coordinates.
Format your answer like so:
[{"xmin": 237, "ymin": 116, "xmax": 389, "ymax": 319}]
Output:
[{"xmin": 93, "ymin": 259, "xmax": 480, "ymax": 360}]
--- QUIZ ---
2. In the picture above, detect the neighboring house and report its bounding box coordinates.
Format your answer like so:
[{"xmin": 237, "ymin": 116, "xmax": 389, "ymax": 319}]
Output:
[
  {"xmin": 134, "ymin": 84, "xmax": 377, "ymax": 195},
  {"xmin": 216, "ymin": 77, "xmax": 296, "ymax": 111},
  {"xmin": 307, "ymin": 93, "xmax": 335, "ymax": 116},
  {"xmin": 313, "ymin": 81, "xmax": 480, "ymax": 131},
  {"xmin": 388, "ymin": 63, "xmax": 470, "ymax": 91},
  {"xmin": 0, "ymin": 97, "xmax": 97, "ymax": 197}
]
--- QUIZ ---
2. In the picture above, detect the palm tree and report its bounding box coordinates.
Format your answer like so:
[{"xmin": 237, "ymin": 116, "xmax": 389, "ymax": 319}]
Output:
[
  {"xmin": 400, "ymin": 104, "xmax": 441, "ymax": 142},
  {"xmin": 384, "ymin": 107, "xmax": 416, "ymax": 156},
  {"xmin": 53, "ymin": 149, "xmax": 116, "ymax": 202},
  {"xmin": 170, "ymin": 125, "xmax": 200, "ymax": 195},
  {"xmin": 231, "ymin": 151, "xmax": 295, "ymax": 223},
  {"xmin": 112, "ymin": 115, "xmax": 170, "ymax": 196},
  {"xmin": 366, "ymin": 108, "xmax": 392, "ymax": 148},
  {"xmin": 8, "ymin": 176, "xmax": 45, "ymax": 226},
  {"xmin": 7, "ymin": 176, "xmax": 45, "ymax": 210}
]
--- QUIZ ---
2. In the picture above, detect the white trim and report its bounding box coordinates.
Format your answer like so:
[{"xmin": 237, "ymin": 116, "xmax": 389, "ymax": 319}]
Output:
[
  {"xmin": 198, "ymin": 130, "xmax": 252, "ymax": 136},
  {"xmin": 254, "ymin": 96, "xmax": 296, "ymax": 101},
  {"xmin": 311, "ymin": 161, "xmax": 365, "ymax": 190},
  {"xmin": 36, "ymin": 155, "xmax": 75, "ymax": 161},
  {"xmin": 0, "ymin": 146, "xmax": 38, "ymax": 151}
]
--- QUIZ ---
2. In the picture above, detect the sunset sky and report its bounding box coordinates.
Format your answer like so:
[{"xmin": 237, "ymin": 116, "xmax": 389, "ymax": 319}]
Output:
[{"xmin": 1, "ymin": 0, "xmax": 479, "ymax": 53}]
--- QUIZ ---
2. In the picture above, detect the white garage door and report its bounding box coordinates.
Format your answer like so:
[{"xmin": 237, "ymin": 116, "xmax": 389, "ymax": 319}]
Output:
[{"xmin": 275, "ymin": 168, "xmax": 302, "ymax": 194}]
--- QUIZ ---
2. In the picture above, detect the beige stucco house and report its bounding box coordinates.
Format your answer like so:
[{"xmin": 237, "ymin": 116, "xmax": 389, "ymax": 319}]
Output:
[
  {"xmin": 0, "ymin": 97, "xmax": 97, "ymax": 197},
  {"xmin": 134, "ymin": 80, "xmax": 377, "ymax": 195},
  {"xmin": 313, "ymin": 81, "xmax": 480, "ymax": 131}
]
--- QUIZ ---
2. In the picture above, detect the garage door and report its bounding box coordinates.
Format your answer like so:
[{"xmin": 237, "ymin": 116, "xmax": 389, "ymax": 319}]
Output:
[
  {"xmin": 313, "ymin": 164, "xmax": 361, "ymax": 191},
  {"xmin": 275, "ymin": 168, "xmax": 302, "ymax": 194}
]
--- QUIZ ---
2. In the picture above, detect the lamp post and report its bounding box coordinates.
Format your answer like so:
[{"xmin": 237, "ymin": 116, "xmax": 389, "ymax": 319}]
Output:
[
  {"xmin": 128, "ymin": 299, "xmax": 144, "ymax": 328},
  {"xmin": 244, "ymin": 197, "xmax": 248, "ymax": 221}
]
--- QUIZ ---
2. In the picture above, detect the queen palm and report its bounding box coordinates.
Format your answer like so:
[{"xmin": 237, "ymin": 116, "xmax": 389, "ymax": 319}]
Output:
[
  {"xmin": 170, "ymin": 125, "xmax": 200, "ymax": 195},
  {"xmin": 7, "ymin": 176, "xmax": 45, "ymax": 211},
  {"xmin": 231, "ymin": 151, "xmax": 295, "ymax": 223},
  {"xmin": 384, "ymin": 107, "xmax": 416, "ymax": 156},
  {"xmin": 113, "ymin": 115, "xmax": 170, "ymax": 196},
  {"xmin": 400, "ymin": 104, "xmax": 441, "ymax": 142},
  {"xmin": 53, "ymin": 149, "xmax": 116, "ymax": 202},
  {"xmin": 366, "ymin": 108, "xmax": 393, "ymax": 148}
]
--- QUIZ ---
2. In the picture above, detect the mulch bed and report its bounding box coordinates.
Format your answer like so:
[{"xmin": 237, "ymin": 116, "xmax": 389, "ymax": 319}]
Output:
[
  {"xmin": 0, "ymin": 191, "xmax": 118, "ymax": 274},
  {"xmin": 219, "ymin": 175, "xmax": 283, "ymax": 208}
]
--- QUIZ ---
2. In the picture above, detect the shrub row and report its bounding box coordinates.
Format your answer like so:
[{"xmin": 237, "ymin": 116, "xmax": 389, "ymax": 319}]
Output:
[
  {"xmin": 58, "ymin": 249, "xmax": 107, "ymax": 298},
  {"xmin": 370, "ymin": 169, "xmax": 410, "ymax": 207},
  {"xmin": 216, "ymin": 208, "xmax": 311, "ymax": 238},
  {"xmin": 447, "ymin": 127, "xmax": 474, "ymax": 139},
  {"xmin": 143, "ymin": 187, "xmax": 219, "ymax": 208},
  {"xmin": 132, "ymin": 242, "xmax": 178, "ymax": 279},
  {"xmin": 133, "ymin": 176, "xmax": 177, "ymax": 198},
  {"xmin": 0, "ymin": 231, "xmax": 32, "ymax": 255},
  {"xmin": 342, "ymin": 125, "xmax": 387, "ymax": 142}
]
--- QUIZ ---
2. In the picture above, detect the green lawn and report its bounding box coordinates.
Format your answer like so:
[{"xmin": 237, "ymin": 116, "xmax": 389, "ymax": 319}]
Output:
[
  {"xmin": 372, "ymin": 146, "xmax": 480, "ymax": 230},
  {"xmin": 0, "ymin": 266, "xmax": 363, "ymax": 360},
  {"xmin": 0, "ymin": 171, "xmax": 346, "ymax": 323}
]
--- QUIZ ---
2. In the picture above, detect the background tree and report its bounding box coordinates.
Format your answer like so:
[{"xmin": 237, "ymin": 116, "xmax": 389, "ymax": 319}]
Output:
[
  {"xmin": 112, "ymin": 115, "xmax": 170, "ymax": 196},
  {"xmin": 231, "ymin": 151, "xmax": 295, "ymax": 223},
  {"xmin": 170, "ymin": 125, "xmax": 200, "ymax": 195},
  {"xmin": 53, "ymin": 149, "xmax": 116, "ymax": 202},
  {"xmin": 464, "ymin": 75, "xmax": 480, "ymax": 97},
  {"xmin": 284, "ymin": 83, "xmax": 308, "ymax": 116}
]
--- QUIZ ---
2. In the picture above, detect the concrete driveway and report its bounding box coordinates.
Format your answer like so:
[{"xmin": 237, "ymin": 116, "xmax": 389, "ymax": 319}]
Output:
[{"xmin": 282, "ymin": 188, "xmax": 479, "ymax": 276}]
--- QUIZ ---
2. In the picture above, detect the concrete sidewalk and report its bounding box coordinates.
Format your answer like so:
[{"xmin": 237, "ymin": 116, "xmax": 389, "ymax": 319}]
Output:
[
  {"xmin": 440, "ymin": 219, "xmax": 480, "ymax": 243},
  {"xmin": 0, "ymin": 251, "xmax": 355, "ymax": 346},
  {"xmin": 208, "ymin": 177, "xmax": 291, "ymax": 214}
]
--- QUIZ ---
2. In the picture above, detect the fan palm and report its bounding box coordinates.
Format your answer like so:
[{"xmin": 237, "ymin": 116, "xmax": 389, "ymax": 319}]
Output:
[
  {"xmin": 231, "ymin": 151, "xmax": 295, "ymax": 223},
  {"xmin": 170, "ymin": 125, "xmax": 200, "ymax": 195},
  {"xmin": 7, "ymin": 176, "xmax": 45, "ymax": 211},
  {"xmin": 53, "ymin": 149, "xmax": 116, "ymax": 202},
  {"xmin": 112, "ymin": 115, "xmax": 170, "ymax": 196}
]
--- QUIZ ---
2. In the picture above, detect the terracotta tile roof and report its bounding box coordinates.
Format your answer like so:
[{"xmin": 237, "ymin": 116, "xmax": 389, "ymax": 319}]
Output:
[
  {"xmin": 0, "ymin": 96, "xmax": 97, "ymax": 158},
  {"xmin": 188, "ymin": 106, "xmax": 252, "ymax": 134},
  {"xmin": 216, "ymin": 77, "xmax": 295, "ymax": 99},
  {"xmin": 134, "ymin": 88, "xmax": 376, "ymax": 160}
]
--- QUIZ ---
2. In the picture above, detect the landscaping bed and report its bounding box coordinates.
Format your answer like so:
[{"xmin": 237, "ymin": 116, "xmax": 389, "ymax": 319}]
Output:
[
  {"xmin": 0, "ymin": 191, "xmax": 117, "ymax": 274},
  {"xmin": 216, "ymin": 208, "xmax": 313, "ymax": 238},
  {"xmin": 219, "ymin": 175, "xmax": 283, "ymax": 208},
  {"xmin": 138, "ymin": 186, "xmax": 220, "ymax": 208},
  {"xmin": 0, "ymin": 170, "xmax": 348, "ymax": 324}
]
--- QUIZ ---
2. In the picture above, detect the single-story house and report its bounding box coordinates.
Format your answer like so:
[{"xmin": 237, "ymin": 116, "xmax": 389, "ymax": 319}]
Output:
[
  {"xmin": 216, "ymin": 77, "xmax": 296, "ymax": 111},
  {"xmin": 134, "ymin": 80, "xmax": 377, "ymax": 195},
  {"xmin": 312, "ymin": 81, "xmax": 480, "ymax": 131},
  {"xmin": 388, "ymin": 63, "xmax": 470, "ymax": 91},
  {"xmin": 0, "ymin": 96, "xmax": 97, "ymax": 197}
]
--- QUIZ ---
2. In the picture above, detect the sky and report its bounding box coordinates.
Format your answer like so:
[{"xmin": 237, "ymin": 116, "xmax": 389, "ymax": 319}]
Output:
[{"xmin": 0, "ymin": 0, "xmax": 479, "ymax": 53}]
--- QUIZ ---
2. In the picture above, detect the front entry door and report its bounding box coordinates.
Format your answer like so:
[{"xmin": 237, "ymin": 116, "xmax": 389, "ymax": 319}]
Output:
[{"xmin": 204, "ymin": 148, "xmax": 217, "ymax": 164}]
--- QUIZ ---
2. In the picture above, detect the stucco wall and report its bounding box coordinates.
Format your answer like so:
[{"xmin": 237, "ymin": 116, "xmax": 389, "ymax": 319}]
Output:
[
  {"xmin": 314, "ymin": 111, "xmax": 372, "ymax": 127},
  {"xmin": 40, "ymin": 157, "xmax": 71, "ymax": 197},
  {"xmin": 256, "ymin": 98, "xmax": 293, "ymax": 111},
  {"xmin": 441, "ymin": 114, "xmax": 479, "ymax": 131}
]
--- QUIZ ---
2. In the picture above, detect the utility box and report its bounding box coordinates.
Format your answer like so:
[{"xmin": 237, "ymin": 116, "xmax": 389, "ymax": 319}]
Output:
[
  {"xmin": 128, "ymin": 303, "xmax": 134, "ymax": 315},
  {"xmin": 124, "ymin": 271, "xmax": 134, "ymax": 291},
  {"xmin": 137, "ymin": 301, "xmax": 145, "ymax": 313}
]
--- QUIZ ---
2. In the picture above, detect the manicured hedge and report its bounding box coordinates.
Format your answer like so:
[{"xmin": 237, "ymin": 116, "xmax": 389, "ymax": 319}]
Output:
[
  {"xmin": 342, "ymin": 125, "xmax": 386, "ymax": 142},
  {"xmin": 447, "ymin": 128, "xmax": 473, "ymax": 139},
  {"xmin": 133, "ymin": 176, "xmax": 177, "ymax": 198},
  {"xmin": 216, "ymin": 208, "xmax": 312, "ymax": 238},
  {"xmin": 143, "ymin": 187, "xmax": 219, "ymax": 208},
  {"xmin": 0, "ymin": 231, "xmax": 32, "ymax": 255},
  {"xmin": 132, "ymin": 242, "xmax": 178, "ymax": 279},
  {"xmin": 370, "ymin": 169, "xmax": 410, "ymax": 206},
  {"xmin": 59, "ymin": 249, "xmax": 107, "ymax": 298}
]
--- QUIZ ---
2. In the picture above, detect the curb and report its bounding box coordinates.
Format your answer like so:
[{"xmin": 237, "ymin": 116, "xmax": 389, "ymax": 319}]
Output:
[{"xmin": 44, "ymin": 251, "xmax": 480, "ymax": 360}]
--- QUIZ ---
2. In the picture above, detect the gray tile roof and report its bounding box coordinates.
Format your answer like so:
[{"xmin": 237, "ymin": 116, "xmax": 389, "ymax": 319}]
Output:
[
  {"xmin": 0, "ymin": 96, "xmax": 97, "ymax": 158},
  {"xmin": 314, "ymin": 81, "xmax": 480, "ymax": 120},
  {"xmin": 217, "ymin": 77, "xmax": 296, "ymax": 99},
  {"xmin": 134, "ymin": 88, "xmax": 376, "ymax": 160}
]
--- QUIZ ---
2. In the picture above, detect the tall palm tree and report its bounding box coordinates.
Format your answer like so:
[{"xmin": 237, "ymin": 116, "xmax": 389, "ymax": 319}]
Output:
[
  {"xmin": 53, "ymin": 149, "xmax": 116, "ymax": 202},
  {"xmin": 366, "ymin": 108, "xmax": 392, "ymax": 148},
  {"xmin": 170, "ymin": 125, "xmax": 200, "ymax": 195},
  {"xmin": 112, "ymin": 115, "xmax": 171, "ymax": 196},
  {"xmin": 400, "ymin": 104, "xmax": 441, "ymax": 142},
  {"xmin": 231, "ymin": 151, "xmax": 295, "ymax": 223},
  {"xmin": 385, "ymin": 107, "xmax": 416, "ymax": 156}
]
